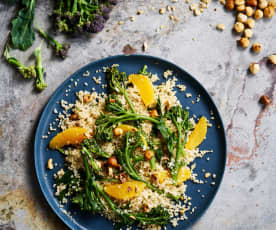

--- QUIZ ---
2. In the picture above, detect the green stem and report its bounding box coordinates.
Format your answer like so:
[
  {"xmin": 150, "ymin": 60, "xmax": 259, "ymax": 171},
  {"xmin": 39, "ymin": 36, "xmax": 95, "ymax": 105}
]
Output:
[
  {"xmin": 150, "ymin": 156, "xmax": 156, "ymax": 170},
  {"xmin": 124, "ymin": 91, "xmax": 136, "ymax": 114},
  {"xmin": 35, "ymin": 21, "xmax": 60, "ymax": 49},
  {"xmin": 171, "ymin": 127, "xmax": 182, "ymax": 182}
]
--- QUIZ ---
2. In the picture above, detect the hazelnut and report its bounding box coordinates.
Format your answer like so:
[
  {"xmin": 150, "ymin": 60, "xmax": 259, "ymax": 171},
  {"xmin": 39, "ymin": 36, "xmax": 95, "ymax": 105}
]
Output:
[
  {"xmin": 258, "ymin": 0, "xmax": 268, "ymax": 9},
  {"xmin": 244, "ymin": 28, "xmax": 253, "ymax": 38},
  {"xmin": 83, "ymin": 94, "xmax": 92, "ymax": 103},
  {"xmin": 245, "ymin": 6, "xmax": 254, "ymax": 16},
  {"xmin": 268, "ymin": 55, "xmax": 276, "ymax": 64},
  {"xmin": 259, "ymin": 95, "xmax": 271, "ymax": 105},
  {"xmin": 252, "ymin": 43, "xmax": 262, "ymax": 53},
  {"xmin": 237, "ymin": 13, "xmax": 248, "ymax": 23},
  {"xmin": 234, "ymin": 22, "xmax": 245, "ymax": 33},
  {"xmin": 268, "ymin": 0, "xmax": 276, "ymax": 8},
  {"xmin": 108, "ymin": 156, "xmax": 119, "ymax": 167},
  {"xmin": 246, "ymin": 18, "xmax": 256, "ymax": 28},
  {"xmin": 113, "ymin": 127, "xmax": 124, "ymax": 136},
  {"xmin": 238, "ymin": 37, "xmax": 250, "ymax": 48},
  {"xmin": 254, "ymin": 9, "xmax": 264, "ymax": 19},
  {"xmin": 216, "ymin": 23, "xmax": 225, "ymax": 31},
  {"xmin": 150, "ymin": 109, "xmax": 159, "ymax": 117},
  {"xmin": 226, "ymin": 0, "xmax": 235, "ymax": 10},
  {"xmin": 264, "ymin": 6, "xmax": 275, "ymax": 18},
  {"xmin": 144, "ymin": 150, "xmax": 154, "ymax": 160},
  {"xmin": 247, "ymin": 0, "xmax": 257, "ymax": 6},
  {"xmin": 249, "ymin": 63, "xmax": 260, "ymax": 74}
]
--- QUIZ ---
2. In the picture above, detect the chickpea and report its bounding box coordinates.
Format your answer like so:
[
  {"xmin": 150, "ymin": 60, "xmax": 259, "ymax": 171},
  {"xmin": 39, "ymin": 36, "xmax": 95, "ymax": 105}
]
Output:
[
  {"xmin": 70, "ymin": 113, "xmax": 78, "ymax": 120},
  {"xmin": 150, "ymin": 109, "xmax": 159, "ymax": 117},
  {"xmin": 108, "ymin": 156, "xmax": 119, "ymax": 167},
  {"xmin": 249, "ymin": 63, "xmax": 260, "ymax": 74},
  {"xmin": 83, "ymin": 94, "xmax": 92, "ymax": 103},
  {"xmin": 159, "ymin": 8, "xmax": 165, "ymax": 14},
  {"xmin": 245, "ymin": 6, "xmax": 254, "ymax": 16},
  {"xmin": 259, "ymin": 95, "xmax": 271, "ymax": 106},
  {"xmin": 113, "ymin": 127, "xmax": 124, "ymax": 136},
  {"xmin": 237, "ymin": 4, "xmax": 246, "ymax": 11},
  {"xmin": 238, "ymin": 37, "xmax": 250, "ymax": 48},
  {"xmin": 109, "ymin": 98, "xmax": 115, "ymax": 103},
  {"xmin": 246, "ymin": 18, "xmax": 255, "ymax": 28},
  {"xmin": 268, "ymin": 0, "xmax": 276, "ymax": 8},
  {"xmin": 235, "ymin": 0, "xmax": 245, "ymax": 5},
  {"xmin": 244, "ymin": 28, "xmax": 253, "ymax": 38},
  {"xmin": 234, "ymin": 22, "xmax": 245, "ymax": 33},
  {"xmin": 258, "ymin": 0, "xmax": 268, "ymax": 9},
  {"xmin": 237, "ymin": 13, "xmax": 248, "ymax": 23},
  {"xmin": 264, "ymin": 6, "xmax": 275, "ymax": 18},
  {"xmin": 247, "ymin": 0, "xmax": 257, "ymax": 6},
  {"xmin": 252, "ymin": 43, "xmax": 262, "ymax": 53},
  {"xmin": 226, "ymin": 0, "xmax": 235, "ymax": 10},
  {"xmin": 268, "ymin": 55, "xmax": 276, "ymax": 64},
  {"xmin": 144, "ymin": 150, "xmax": 154, "ymax": 160},
  {"xmin": 254, "ymin": 9, "xmax": 264, "ymax": 19}
]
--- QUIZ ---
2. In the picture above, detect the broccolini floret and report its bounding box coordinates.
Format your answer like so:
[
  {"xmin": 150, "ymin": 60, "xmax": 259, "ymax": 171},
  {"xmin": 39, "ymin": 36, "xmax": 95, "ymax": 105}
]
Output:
[{"xmin": 34, "ymin": 43, "xmax": 47, "ymax": 91}]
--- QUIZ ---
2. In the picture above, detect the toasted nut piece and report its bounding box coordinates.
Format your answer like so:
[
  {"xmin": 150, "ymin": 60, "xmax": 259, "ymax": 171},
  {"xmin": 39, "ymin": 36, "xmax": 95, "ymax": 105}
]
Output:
[
  {"xmin": 142, "ymin": 42, "xmax": 148, "ymax": 52},
  {"xmin": 249, "ymin": 63, "xmax": 260, "ymax": 74},
  {"xmin": 159, "ymin": 8, "xmax": 165, "ymax": 14},
  {"xmin": 268, "ymin": 0, "xmax": 276, "ymax": 7},
  {"xmin": 259, "ymin": 95, "xmax": 271, "ymax": 105},
  {"xmin": 216, "ymin": 24, "xmax": 225, "ymax": 31},
  {"xmin": 252, "ymin": 43, "xmax": 262, "ymax": 53},
  {"xmin": 239, "ymin": 37, "xmax": 250, "ymax": 47},
  {"xmin": 245, "ymin": 6, "xmax": 254, "ymax": 16},
  {"xmin": 246, "ymin": 18, "xmax": 255, "ymax": 28},
  {"xmin": 113, "ymin": 127, "xmax": 123, "ymax": 136},
  {"xmin": 137, "ymin": 10, "xmax": 143, "ymax": 15},
  {"xmin": 144, "ymin": 150, "xmax": 154, "ymax": 160},
  {"xmin": 264, "ymin": 6, "xmax": 275, "ymax": 17},
  {"xmin": 70, "ymin": 113, "xmax": 78, "ymax": 120},
  {"xmin": 247, "ymin": 0, "xmax": 257, "ymax": 6},
  {"xmin": 234, "ymin": 22, "xmax": 245, "ymax": 32},
  {"xmin": 47, "ymin": 158, "xmax": 54, "ymax": 170},
  {"xmin": 226, "ymin": 0, "xmax": 235, "ymax": 10},
  {"xmin": 258, "ymin": 0, "xmax": 268, "ymax": 9},
  {"xmin": 237, "ymin": 13, "xmax": 248, "ymax": 23},
  {"xmin": 109, "ymin": 98, "xmax": 115, "ymax": 103},
  {"xmin": 108, "ymin": 156, "xmax": 119, "ymax": 167},
  {"xmin": 268, "ymin": 55, "xmax": 276, "ymax": 64},
  {"xmin": 150, "ymin": 109, "xmax": 159, "ymax": 117},
  {"xmin": 235, "ymin": 0, "xmax": 245, "ymax": 5},
  {"xmin": 237, "ymin": 4, "xmax": 246, "ymax": 11},
  {"xmin": 254, "ymin": 9, "xmax": 264, "ymax": 19},
  {"xmin": 83, "ymin": 94, "xmax": 92, "ymax": 103},
  {"xmin": 244, "ymin": 28, "xmax": 253, "ymax": 38}
]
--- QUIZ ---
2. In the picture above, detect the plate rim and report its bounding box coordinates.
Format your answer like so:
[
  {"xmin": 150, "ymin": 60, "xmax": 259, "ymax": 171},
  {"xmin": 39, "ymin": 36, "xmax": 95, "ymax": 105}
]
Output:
[{"xmin": 34, "ymin": 54, "xmax": 227, "ymax": 230}]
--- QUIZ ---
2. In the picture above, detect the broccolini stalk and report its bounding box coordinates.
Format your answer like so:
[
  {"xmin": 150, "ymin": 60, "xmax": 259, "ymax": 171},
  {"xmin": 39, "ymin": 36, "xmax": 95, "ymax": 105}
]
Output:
[
  {"xmin": 34, "ymin": 43, "xmax": 47, "ymax": 91},
  {"xmin": 3, "ymin": 43, "xmax": 36, "ymax": 79},
  {"xmin": 138, "ymin": 65, "xmax": 151, "ymax": 77},
  {"xmin": 36, "ymin": 22, "xmax": 70, "ymax": 59}
]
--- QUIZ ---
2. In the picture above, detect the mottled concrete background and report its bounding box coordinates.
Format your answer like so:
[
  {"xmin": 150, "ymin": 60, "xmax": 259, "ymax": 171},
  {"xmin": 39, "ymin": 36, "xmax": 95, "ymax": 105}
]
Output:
[{"xmin": 0, "ymin": 0, "xmax": 275, "ymax": 229}]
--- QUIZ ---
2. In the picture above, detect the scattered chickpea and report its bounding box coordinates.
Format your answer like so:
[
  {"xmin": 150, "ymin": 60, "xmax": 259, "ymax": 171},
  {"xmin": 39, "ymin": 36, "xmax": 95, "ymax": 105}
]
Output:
[
  {"xmin": 113, "ymin": 127, "xmax": 124, "ymax": 136},
  {"xmin": 108, "ymin": 156, "xmax": 119, "ymax": 167},
  {"xmin": 234, "ymin": 22, "xmax": 245, "ymax": 33},
  {"xmin": 70, "ymin": 113, "xmax": 78, "ymax": 120},
  {"xmin": 159, "ymin": 8, "xmax": 165, "ymax": 14},
  {"xmin": 194, "ymin": 9, "xmax": 201, "ymax": 16},
  {"xmin": 144, "ymin": 150, "xmax": 154, "ymax": 160},
  {"xmin": 268, "ymin": 55, "xmax": 276, "ymax": 64},
  {"xmin": 252, "ymin": 43, "xmax": 262, "ymax": 53},
  {"xmin": 216, "ymin": 24, "xmax": 225, "ymax": 31},
  {"xmin": 247, "ymin": 0, "xmax": 258, "ymax": 7},
  {"xmin": 268, "ymin": 0, "xmax": 276, "ymax": 8},
  {"xmin": 246, "ymin": 18, "xmax": 255, "ymax": 28},
  {"xmin": 244, "ymin": 28, "xmax": 253, "ymax": 38},
  {"xmin": 137, "ymin": 10, "xmax": 143, "ymax": 15},
  {"xmin": 47, "ymin": 158, "xmax": 54, "ymax": 170},
  {"xmin": 249, "ymin": 63, "xmax": 260, "ymax": 74},
  {"xmin": 254, "ymin": 9, "xmax": 264, "ymax": 19},
  {"xmin": 235, "ymin": 0, "xmax": 245, "ymax": 5},
  {"xmin": 239, "ymin": 37, "xmax": 250, "ymax": 48},
  {"xmin": 236, "ymin": 4, "xmax": 246, "ymax": 11},
  {"xmin": 150, "ymin": 109, "xmax": 159, "ymax": 117},
  {"xmin": 226, "ymin": 0, "xmax": 235, "ymax": 10},
  {"xmin": 245, "ymin": 6, "xmax": 254, "ymax": 16},
  {"xmin": 109, "ymin": 98, "xmax": 115, "ymax": 103},
  {"xmin": 237, "ymin": 13, "xmax": 248, "ymax": 23},
  {"xmin": 83, "ymin": 94, "xmax": 92, "ymax": 103},
  {"xmin": 130, "ymin": 16, "xmax": 135, "ymax": 21},
  {"xmin": 259, "ymin": 95, "xmax": 271, "ymax": 105},
  {"xmin": 258, "ymin": 0, "xmax": 268, "ymax": 9},
  {"xmin": 264, "ymin": 6, "xmax": 275, "ymax": 18}
]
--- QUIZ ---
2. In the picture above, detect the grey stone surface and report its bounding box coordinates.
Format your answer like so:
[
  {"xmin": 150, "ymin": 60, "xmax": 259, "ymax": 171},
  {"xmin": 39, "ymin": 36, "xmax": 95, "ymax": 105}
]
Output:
[{"xmin": 0, "ymin": 0, "xmax": 275, "ymax": 229}]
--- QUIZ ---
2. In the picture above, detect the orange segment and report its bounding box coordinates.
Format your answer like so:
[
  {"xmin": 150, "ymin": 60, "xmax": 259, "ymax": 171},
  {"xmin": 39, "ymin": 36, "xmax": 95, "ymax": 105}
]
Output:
[
  {"xmin": 49, "ymin": 127, "xmax": 88, "ymax": 149},
  {"xmin": 104, "ymin": 181, "xmax": 146, "ymax": 200},
  {"xmin": 154, "ymin": 170, "xmax": 169, "ymax": 184},
  {"xmin": 177, "ymin": 166, "xmax": 191, "ymax": 185},
  {"xmin": 128, "ymin": 74, "xmax": 155, "ymax": 107},
  {"xmin": 185, "ymin": 116, "xmax": 207, "ymax": 150}
]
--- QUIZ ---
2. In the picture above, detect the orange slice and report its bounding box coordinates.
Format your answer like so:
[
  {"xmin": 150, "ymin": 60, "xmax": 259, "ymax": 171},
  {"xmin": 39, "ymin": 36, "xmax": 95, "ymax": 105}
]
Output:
[
  {"xmin": 128, "ymin": 74, "xmax": 155, "ymax": 107},
  {"xmin": 104, "ymin": 181, "xmax": 146, "ymax": 200},
  {"xmin": 185, "ymin": 116, "xmax": 207, "ymax": 150},
  {"xmin": 49, "ymin": 127, "xmax": 88, "ymax": 149},
  {"xmin": 177, "ymin": 166, "xmax": 191, "ymax": 185}
]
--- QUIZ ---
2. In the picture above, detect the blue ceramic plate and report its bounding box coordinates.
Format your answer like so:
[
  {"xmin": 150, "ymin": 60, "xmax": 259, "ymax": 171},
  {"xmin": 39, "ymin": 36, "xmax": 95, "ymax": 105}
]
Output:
[{"xmin": 35, "ymin": 55, "xmax": 226, "ymax": 230}]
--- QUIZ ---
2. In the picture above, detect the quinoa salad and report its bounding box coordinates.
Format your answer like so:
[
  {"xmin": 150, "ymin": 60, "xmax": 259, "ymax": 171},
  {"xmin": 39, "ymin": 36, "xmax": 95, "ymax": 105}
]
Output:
[{"xmin": 47, "ymin": 65, "xmax": 212, "ymax": 229}]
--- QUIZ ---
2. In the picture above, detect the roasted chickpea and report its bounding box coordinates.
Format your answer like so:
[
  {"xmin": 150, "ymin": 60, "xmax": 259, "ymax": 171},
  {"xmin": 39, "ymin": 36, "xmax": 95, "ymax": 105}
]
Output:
[
  {"xmin": 83, "ymin": 94, "xmax": 92, "ymax": 103},
  {"xmin": 264, "ymin": 6, "xmax": 275, "ymax": 18},
  {"xmin": 249, "ymin": 63, "xmax": 260, "ymax": 74},
  {"xmin": 239, "ymin": 37, "xmax": 250, "ymax": 48},
  {"xmin": 234, "ymin": 22, "xmax": 245, "ymax": 33},
  {"xmin": 258, "ymin": 0, "xmax": 268, "ymax": 9},
  {"xmin": 259, "ymin": 95, "xmax": 271, "ymax": 105},
  {"xmin": 254, "ymin": 9, "xmax": 264, "ymax": 19},
  {"xmin": 226, "ymin": 0, "xmax": 235, "ymax": 10},
  {"xmin": 108, "ymin": 156, "xmax": 119, "ymax": 167},
  {"xmin": 246, "ymin": 18, "xmax": 255, "ymax": 28},
  {"xmin": 144, "ymin": 150, "xmax": 154, "ymax": 160},
  {"xmin": 244, "ymin": 28, "xmax": 253, "ymax": 38},
  {"xmin": 252, "ymin": 43, "xmax": 262, "ymax": 53},
  {"xmin": 113, "ymin": 127, "xmax": 124, "ymax": 136},
  {"xmin": 237, "ymin": 13, "xmax": 248, "ymax": 23},
  {"xmin": 245, "ymin": 6, "xmax": 254, "ymax": 16},
  {"xmin": 150, "ymin": 109, "xmax": 159, "ymax": 117},
  {"xmin": 268, "ymin": 55, "xmax": 276, "ymax": 64}
]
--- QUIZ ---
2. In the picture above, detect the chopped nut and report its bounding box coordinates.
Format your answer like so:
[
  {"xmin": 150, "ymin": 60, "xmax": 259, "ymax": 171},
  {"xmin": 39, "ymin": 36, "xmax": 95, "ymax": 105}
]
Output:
[
  {"xmin": 150, "ymin": 109, "xmax": 159, "ymax": 117},
  {"xmin": 159, "ymin": 8, "xmax": 165, "ymax": 14},
  {"xmin": 205, "ymin": 172, "xmax": 211, "ymax": 178},
  {"xmin": 246, "ymin": 18, "xmax": 255, "ymax": 28},
  {"xmin": 83, "ymin": 94, "xmax": 92, "ymax": 103},
  {"xmin": 226, "ymin": 0, "xmax": 235, "ymax": 10},
  {"xmin": 70, "ymin": 113, "xmax": 78, "ymax": 120},
  {"xmin": 234, "ymin": 22, "xmax": 245, "ymax": 33},
  {"xmin": 238, "ymin": 37, "xmax": 250, "ymax": 48},
  {"xmin": 259, "ymin": 95, "xmax": 271, "ymax": 105},
  {"xmin": 144, "ymin": 150, "xmax": 154, "ymax": 160},
  {"xmin": 268, "ymin": 55, "xmax": 276, "ymax": 64},
  {"xmin": 216, "ymin": 24, "xmax": 225, "ymax": 30},
  {"xmin": 252, "ymin": 43, "xmax": 262, "ymax": 53},
  {"xmin": 244, "ymin": 28, "xmax": 253, "ymax": 38},
  {"xmin": 247, "ymin": 0, "xmax": 258, "ymax": 7},
  {"xmin": 254, "ymin": 9, "xmax": 264, "ymax": 19},
  {"xmin": 113, "ymin": 127, "xmax": 123, "ymax": 136},
  {"xmin": 194, "ymin": 9, "xmax": 201, "ymax": 15},
  {"xmin": 142, "ymin": 42, "xmax": 147, "ymax": 52},
  {"xmin": 47, "ymin": 158, "xmax": 54, "ymax": 170},
  {"xmin": 249, "ymin": 63, "xmax": 260, "ymax": 74},
  {"xmin": 169, "ymin": 15, "xmax": 174, "ymax": 20},
  {"xmin": 237, "ymin": 13, "xmax": 248, "ymax": 23},
  {"xmin": 130, "ymin": 16, "xmax": 135, "ymax": 21},
  {"xmin": 258, "ymin": 0, "xmax": 268, "ymax": 9},
  {"xmin": 245, "ymin": 6, "xmax": 254, "ymax": 16},
  {"xmin": 108, "ymin": 156, "xmax": 119, "ymax": 168},
  {"xmin": 137, "ymin": 10, "xmax": 143, "ymax": 15},
  {"xmin": 236, "ymin": 4, "xmax": 246, "ymax": 11},
  {"xmin": 264, "ymin": 6, "xmax": 275, "ymax": 18},
  {"xmin": 171, "ymin": 6, "xmax": 176, "ymax": 11},
  {"xmin": 268, "ymin": 0, "xmax": 276, "ymax": 7}
]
